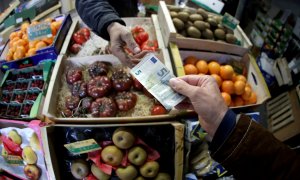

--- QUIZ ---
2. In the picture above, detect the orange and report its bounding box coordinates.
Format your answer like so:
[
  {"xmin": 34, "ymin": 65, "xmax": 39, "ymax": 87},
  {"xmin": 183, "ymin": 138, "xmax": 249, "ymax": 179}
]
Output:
[
  {"xmin": 22, "ymin": 34, "xmax": 28, "ymax": 41},
  {"xmin": 211, "ymin": 74, "xmax": 222, "ymax": 87},
  {"xmin": 54, "ymin": 20, "xmax": 62, "ymax": 30},
  {"xmin": 13, "ymin": 47, "xmax": 26, "ymax": 60},
  {"xmin": 248, "ymin": 92, "xmax": 257, "ymax": 104},
  {"xmin": 184, "ymin": 56, "xmax": 198, "ymax": 65},
  {"xmin": 29, "ymin": 40, "xmax": 39, "ymax": 49},
  {"xmin": 232, "ymin": 73, "xmax": 237, "ymax": 81},
  {"xmin": 26, "ymin": 48, "xmax": 36, "ymax": 57},
  {"xmin": 9, "ymin": 32, "xmax": 17, "ymax": 40},
  {"xmin": 9, "ymin": 37, "xmax": 20, "ymax": 47},
  {"xmin": 234, "ymin": 80, "xmax": 246, "ymax": 95},
  {"xmin": 221, "ymin": 80, "xmax": 234, "ymax": 94},
  {"xmin": 235, "ymin": 75, "xmax": 247, "ymax": 83},
  {"xmin": 198, "ymin": 73, "xmax": 205, "ymax": 76},
  {"xmin": 6, "ymin": 52, "xmax": 13, "ymax": 61},
  {"xmin": 44, "ymin": 17, "xmax": 54, "ymax": 23},
  {"xmin": 233, "ymin": 96, "xmax": 244, "ymax": 106},
  {"xmin": 42, "ymin": 37, "xmax": 54, "ymax": 45},
  {"xmin": 16, "ymin": 31, "xmax": 23, "ymax": 39},
  {"xmin": 220, "ymin": 65, "xmax": 234, "ymax": 80},
  {"xmin": 21, "ymin": 22, "xmax": 30, "ymax": 33},
  {"xmin": 196, "ymin": 60, "xmax": 208, "ymax": 74},
  {"xmin": 51, "ymin": 25, "xmax": 57, "ymax": 36},
  {"xmin": 184, "ymin": 64, "xmax": 198, "ymax": 75},
  {"xmin": 221, "ymin": 92, "xmax": 231, "ymax": 106},
  {"xmin": 208, "ymin": 61, "xmax": 220, "ymax": 75},
  {"xmin": 15, "ymin": 39, "xmax": 27, "ymax": 47},
  {"xmin": 246, "ymin": 83, "xmax": 252, "ymax": 90},
  {"xmin": 35, "ymin": 41, "xmax": 47, "ymax": 50},
  {"xmin": 242, "ymin": 86, "xmax": 252, "ymax": 100},
  {"xmin": 31, "ymin": 21, "xmax": 39, "ymax": 25}
]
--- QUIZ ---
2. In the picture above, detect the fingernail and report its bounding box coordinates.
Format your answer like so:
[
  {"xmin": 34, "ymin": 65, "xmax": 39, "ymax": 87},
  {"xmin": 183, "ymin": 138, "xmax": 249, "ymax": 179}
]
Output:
[{"xmin": 133, "ymin": 47, "xmax": 141, "ymax": 54}]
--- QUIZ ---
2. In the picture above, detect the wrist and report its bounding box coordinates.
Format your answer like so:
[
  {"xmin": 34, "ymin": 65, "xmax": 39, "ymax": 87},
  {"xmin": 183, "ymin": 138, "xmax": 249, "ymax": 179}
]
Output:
[{"xmin": 107, "ymin": 22, "xmax": 121, "ymax": 35}]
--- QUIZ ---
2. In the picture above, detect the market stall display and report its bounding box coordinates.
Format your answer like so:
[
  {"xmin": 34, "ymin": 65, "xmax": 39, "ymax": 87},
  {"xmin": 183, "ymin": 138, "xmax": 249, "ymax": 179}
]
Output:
[
  {"xmin": 0, "ymin": 61, "xmax": 54, "ymax": 120},
  {"xmin": 42, "ymin": 122, "xmax": 184, "ymax": 179},
  {"xmin": 0, "ymin": 120, "xmax": 47, "ymax": 180}
]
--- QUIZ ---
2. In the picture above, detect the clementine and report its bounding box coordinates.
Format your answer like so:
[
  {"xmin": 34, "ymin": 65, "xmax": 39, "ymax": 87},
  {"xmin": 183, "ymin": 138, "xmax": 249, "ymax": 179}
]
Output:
[
  {"xmin": 184, "ymin": 56, "xmax": 198, "ymax": 65},
  {"xmin": 208, "ymin": 61, "xmax": 220, "ymax": 75},
  {"xmin": 221, "ymin": 80, "xmax": 234, "ymax": 94},
  {"xmin": 234, "ymin": 80, "xmax": 246, "ymax": 95},
  {"xmin": 221, "ymin": 92, "xmax": 231, "ymax": 106},
  {"xmin": 220, "ymin": 65, "xmax": 234, "ymax": 80},
  {"xmin": 196, "ymin": 60, "xmax": 208, "ymax": 74},
  {"xmin": 184, "ymin": 64, "xmax": 198, "ymax": 75},
  {"xmin": 211, "ymin": 74, "xmax": 222, "ymax": 87}
]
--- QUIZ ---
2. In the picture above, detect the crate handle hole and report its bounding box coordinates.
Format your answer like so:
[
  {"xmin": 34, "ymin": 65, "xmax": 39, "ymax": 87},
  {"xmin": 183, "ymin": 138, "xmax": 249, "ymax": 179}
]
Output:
[{"xmin": 251, "ymin": 72, "xmax": 258, "ymax": 85}]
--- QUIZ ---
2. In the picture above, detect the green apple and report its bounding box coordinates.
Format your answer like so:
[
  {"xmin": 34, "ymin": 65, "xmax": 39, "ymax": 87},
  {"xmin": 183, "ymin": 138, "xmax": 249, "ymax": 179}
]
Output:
[
  {"xmin": 128, "ymin": 146, "xmax": 147, "ymax": 166},
  {"xmin": 101, "ymin": 145, "xmax": 123, "ymax": 166},
  {"xmin": 116, "ymin": 165, "xmax": 138, "ymax": 180},
  {"xmin": 22, "ymin": 146, "xmax": 37, "ymax": 164},
  {"xmin": 154, "ymin": 172, "xmax": 172, "ymax": 180},
  {"xmin": 140, "ymin": 161, "xmax": 160, "ymax": 178},
  {"xmin": 8, "ymin": 130, "xmax": 22, "ymax": 145},
  {"xmin": 112, "ymin": 127, "xmax": 135, "ymax": 149},
  {"xmin": 24, "ymin": 164, "xmax": 40, "ymax": 180},
  {"xmin": 71, "ymin": 159, "xmax": 89, "ymax": 179},
  {"xmin": 91, "ymin": 163, "xmax": 110, "ymax": 180}
]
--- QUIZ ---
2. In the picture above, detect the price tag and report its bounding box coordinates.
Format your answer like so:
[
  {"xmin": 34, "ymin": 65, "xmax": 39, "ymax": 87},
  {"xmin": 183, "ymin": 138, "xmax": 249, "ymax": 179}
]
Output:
[
  {"xmin": 27, "ymin": 22, "xmax": 52, "ymax": 41},
  {"xmin": 4, "ymin": 155, "xmax": 24, "ymax": 166},
  {"xmin": 16, "ymin": 17, "xmax": 23, "ymax": 24},
  {"xmin": 64, "ymin": 139, "xmax": 101, "ymax": 155},
  {"xmin": 222, "ymin": 13, "xmax": 239, "ymax": 30},
  {"xmin": 131, "ymin": 53, "xmax": 185, "ymax": 110}
]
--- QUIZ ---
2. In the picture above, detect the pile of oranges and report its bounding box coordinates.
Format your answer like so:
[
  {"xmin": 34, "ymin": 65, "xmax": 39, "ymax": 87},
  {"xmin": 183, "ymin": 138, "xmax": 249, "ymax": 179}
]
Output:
[
  {"xmin": 6, "ymin": 18, "xmax": 63, "ymax": 62},
  {"xmin": 183, "ymin": 56, "xmax": 257, "ymax": 107}
]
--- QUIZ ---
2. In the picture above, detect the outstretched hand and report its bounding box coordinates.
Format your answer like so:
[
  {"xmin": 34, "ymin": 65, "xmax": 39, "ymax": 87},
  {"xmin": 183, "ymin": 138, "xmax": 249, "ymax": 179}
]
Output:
[
  {"xmin": 169, "ymin": 75, "xmax": 228, "ymax": 138},
  {"xmin": 107, "ymin": 22, "xmax": 147, "ymax": 68}
]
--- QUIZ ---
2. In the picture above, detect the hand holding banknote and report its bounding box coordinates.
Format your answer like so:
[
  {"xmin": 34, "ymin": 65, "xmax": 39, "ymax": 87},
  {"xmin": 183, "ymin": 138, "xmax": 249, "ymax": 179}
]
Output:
[{"xmin": 169, "ymin": 75, "xmax": 228, "ymax": 138}]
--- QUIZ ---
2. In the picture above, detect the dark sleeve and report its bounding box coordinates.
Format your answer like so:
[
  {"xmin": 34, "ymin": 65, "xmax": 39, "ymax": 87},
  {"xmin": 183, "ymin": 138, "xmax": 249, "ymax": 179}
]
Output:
[
  {"xmin": 75, "ymin": 0, "xmax": 126, "ymax": 40},
  {"xmin": 210, "ymin": 114, "xmax": 300, "ymax": 179}
]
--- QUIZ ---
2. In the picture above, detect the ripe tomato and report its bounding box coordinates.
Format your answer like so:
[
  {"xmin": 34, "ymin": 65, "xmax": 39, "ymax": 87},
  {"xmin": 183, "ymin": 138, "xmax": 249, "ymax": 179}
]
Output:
[
  {"xmin": 133, "ymin": 31, "xmax": 149, "ymax": 45},
  {"xmin": 141, "ymin": 40, "xmax": 158, "ymax": 51},
  {"xmin": 80, "ymin": 27, "xmax": 91, "ymax": 40},
  {"xmin": 151, "ymin": 105, "xmax": 167, "ymax": 115},
  {"xmin": 72, "ymin": 33, "xmax": 86, "ymax": 45},
  {"xmin": 131, "ymin": 25, "xmax": 145, "ymax": 34},
  {"xmin": 69, "ymin": 43, "xmax": 81, "ymax": 54}
]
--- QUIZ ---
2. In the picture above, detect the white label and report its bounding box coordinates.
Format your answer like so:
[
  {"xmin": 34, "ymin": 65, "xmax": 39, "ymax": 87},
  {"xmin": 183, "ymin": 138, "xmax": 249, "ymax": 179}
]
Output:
[
  {"xmin": 131, "ymin": 53, "xmax": 185, "ymax": 110},
  {"xmin": 16, "ymin": 17, "xmax": 23, "ymax": 24}
]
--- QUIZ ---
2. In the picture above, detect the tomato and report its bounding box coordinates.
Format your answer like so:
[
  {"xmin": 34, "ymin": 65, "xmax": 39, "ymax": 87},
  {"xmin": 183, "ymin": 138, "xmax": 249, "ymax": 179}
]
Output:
[
  {"xmin": 141, "ymin": 40, "xmax": 158, "ymax": 51},
  {"xmin": 72, "ymin": 33, "xmax": 86, "ymax": 45},
  {"xmin": 69, "ymin": 43, "xmax": 81, "ymax": 54},
  {"xmin": 131, "ymin": 25, "xmax": 145, "ymax": 34},
  {"xmin": 91, "ymin": 97, "xmax": 117, "ymax": 117},
  {"xmin": 65, "ymin": 96, "xmax": 80, "ymax": 110},
  {"xmin": 115, "ymin": 92, "xmax": 137, "ymax": 111},
  {"xmin": 111, "ymin": 69, "xmax": 133, "ymax": 92},
  {"xmin": 151, "ymin": 105, "xmax": 167, "ymax": 115},
  {"xmin": 87, "ymin": 76, "xmax": 112, "ymax": 98},
  {"xmin": 80, "ymin": 27, "xmax": 91, "ymax": 40},
  {"xmin": 133, "ymin": 31, "xmax": 149, "ymax": 45},
  {"xmin": 66, "ymin": 69, "xmax": 83, "ymax": 84},
  {"xmin": 133, "ymin": 78, "xmax": 143, "ymax": 91}
]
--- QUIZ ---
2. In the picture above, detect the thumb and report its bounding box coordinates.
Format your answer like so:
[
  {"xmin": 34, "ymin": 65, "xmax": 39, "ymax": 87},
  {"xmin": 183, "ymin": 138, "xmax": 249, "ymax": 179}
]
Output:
[
  {"xmin": 122, "ymin": 34, "xmax": 141, "ymax": 54},
  {"xmin": 169, "ymin": 78, "xmax": 198, "ymax": 97}
]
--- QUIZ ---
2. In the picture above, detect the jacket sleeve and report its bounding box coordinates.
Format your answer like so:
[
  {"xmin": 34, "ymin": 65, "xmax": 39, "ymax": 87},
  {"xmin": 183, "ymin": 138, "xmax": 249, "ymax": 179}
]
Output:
[
  {"xmin": 75, "ymin": 0, "xmax": 126, "ymax": 40},
  {"xmin": 210, "ymin": 114, "xmax": 300, "ymax": 179}
]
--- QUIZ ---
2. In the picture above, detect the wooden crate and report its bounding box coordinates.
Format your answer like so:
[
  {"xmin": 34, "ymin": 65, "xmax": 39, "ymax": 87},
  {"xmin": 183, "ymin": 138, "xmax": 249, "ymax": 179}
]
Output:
[
  {"xmin": 41, "ymin": 121, "xmax": 184, "ymax": 180},
  {"xmin": 157, "ymin": 1, "xmax": 252, "ymax": 56},
  {"xmin": 42, "ymin": 54, "xmax": 179, "ymax": 123},
  {"xmin": 267, "ymin": 88, "xmax": 300, "ymax": 141},
  {"xmin": 168, "ymin": 43, "xmax": 271, "ymax": 107}
]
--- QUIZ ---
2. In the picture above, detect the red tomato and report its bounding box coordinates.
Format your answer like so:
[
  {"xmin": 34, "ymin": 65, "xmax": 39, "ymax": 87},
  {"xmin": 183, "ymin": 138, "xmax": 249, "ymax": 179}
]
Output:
[
  {"xmin": 151, "ymin": 105, "xmax": 167, "ymax": 115},
  {"xmin": 72, "ymin": 33, "xmax": 86, "ymax": 45},
  {"xmin": 141, "ymin": 40, "xmax": 158, "ymax": 51},
  {"xmin": 131, "ymin": 25, "xmax": 145, "ymax": 34},
  {"xmin": 133, "ymin": 31, "xmax": 149, "ymax": 45},
  {"xmin": 133, "ymin": 78, "xmax": 143, "ymax": 91},
  {"xmin": 69, "ymin": 43, "xmax": 81, "ymax": 54},
  {"xmin": 80, "ymin": 27, "xmax": 91, "ymax": 40}
]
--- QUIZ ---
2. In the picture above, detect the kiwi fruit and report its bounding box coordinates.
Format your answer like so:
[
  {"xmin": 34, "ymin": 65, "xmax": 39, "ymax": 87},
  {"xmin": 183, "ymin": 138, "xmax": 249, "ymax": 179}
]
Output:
[
  {"xmin": 204, "ymin": 22, "xmax": 210, "ymax": 29},
  {"xmin": 207, "ymin": 18, "xmax": 218, "ymax": 27},
  {"xmin": 202, "ymin": 29, "xmax": 214, "ymax": 39},
  {"xmin": 225, "ymin": 34, "xmax": 237, "ymax": 44},
  {"xmin": 214, "ymin": 29, "xmax": 226, "ymax": 40},
  {"xmin": 168, "ymin": 6, "xmax": 181, "ymax": 12},
  {"xmin": 178, "ymin": 30, "xmax": 187, "ymax": 37},
  {"xmin": 185, "ymin": 21, "xmax": 194, "ymax": 29},
  {"xmin": 187, "ymin": 26, "xmax": 201, "ymax": 38},
  {"xmin": 217, "ymin": 24, "xmax": 225, "ymax": 29},
  {"xmin": 215, "ymin": 16, "xmax": 223, "ymax": 24},
  {"xmin": 197, "ymin": 8, "xmax": 208, "ymax": 20},
  {"xmin": 177, "ymin": 12, "xmax": 189, "ymax": 22},
  {"xmin": 189, "ymin": 14, "xmax": 203, "ymax": 22},
  {"xmin": 226, "ymin": 28, "xmax": 234, "ymax": 34},
  {"xmin": 172, "ymin": 18, "xmax": 184, "ymax": 31},
  {"xmin": 170, "ymin": 11, "xmax": 178, "ymax": 18},
  {"xmin": 194, "ymin": 21, "xmax": 206, "ymax": 31}
]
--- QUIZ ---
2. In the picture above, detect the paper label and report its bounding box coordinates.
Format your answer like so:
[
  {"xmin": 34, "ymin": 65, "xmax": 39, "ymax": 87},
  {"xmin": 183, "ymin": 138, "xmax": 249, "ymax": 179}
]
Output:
[
  {"xmin": 16, "ymin": 17, "xmax": 23, "ymax": 24},
  {"xmin": 131, "ymin": 53, "xmax": 185, "ymax": 110},
  {"xmin": 4, "ymin": 155, "xmax": 24, "ymax": 166},
  {"xmin": 64, "ymin": 139, "xmax": 101, "ymax": 155},
  {"xmin": 222, "ymin": 13, "xmax": 239, "ymax": 30},
  {"xmin": 27, "ymin": 22, "xmax": 52, "ymax": 41}
]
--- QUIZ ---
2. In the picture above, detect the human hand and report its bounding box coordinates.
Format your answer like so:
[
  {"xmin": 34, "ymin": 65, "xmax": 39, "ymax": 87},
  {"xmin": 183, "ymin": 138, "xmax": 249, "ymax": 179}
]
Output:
[
  {"xmin": 169, "ymin": 75, "xmax": 228, "ymax": 138},
  {"xmin": 107, "ymin": 22, "xmax": 146, "ymax": 68}
]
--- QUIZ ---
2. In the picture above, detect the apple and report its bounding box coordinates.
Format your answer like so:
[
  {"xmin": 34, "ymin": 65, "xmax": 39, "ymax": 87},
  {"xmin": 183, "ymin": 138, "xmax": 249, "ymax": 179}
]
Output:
[
  {"xmin": 101, "ymin": 145, "xmax": 123, "ymax": 166},
  {"xmin": 91, "ymin": 163, "xmax": 110, "ymax": 180},
  {"xmin": 71, "ymin": 159, "xmax": 89, "ymax": 179},
  {"xmin": 140, "ymin": 161, "xmax": 160, "ymax": 178},
  {"xmin": 22, "ymin": 146, "xmax": 37, "ymax": 164},
  {"xmin": 8, "ymin": 130, "xmax": 22, "ymax": 145},
  {"xmin": 154, "ymin": 173, "xmax": 171, "ymax": 180},
  {"xmin": 135, "ymin": 176, "xmax": 145, "ymax": 180},
  {"xmin": 128, "ymin": 146, "xmax": 147, "ymax": 166},
  {"xmin": 24, "ymin": 164, "xmax": 40, "ymax": 180},
  {"xmin": 112, "ymin": 127, "xmax": 136, "ymax": 149},
  {"xmin": 116, "ymin": 165, "xmax": 138, "ymax": 180},
  {"xmin": 29, "ymin": 133, "xmax": 41, "ymax": 151}
]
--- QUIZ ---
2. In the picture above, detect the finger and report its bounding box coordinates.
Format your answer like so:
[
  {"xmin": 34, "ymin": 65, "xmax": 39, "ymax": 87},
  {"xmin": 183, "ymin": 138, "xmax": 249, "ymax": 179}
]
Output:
[
  {"xmin": 111, "ymin": 45, "xmax": 134, "ymax": 68},
  {"xmin": 178, "ymin": 75, "xmax": 215, "ymax": 87},
  {"xmin": 175, "ymin": 102, "xmax": 194, "ymax": 110},
  {"xmin": 121, "ymin": 31, "xmax": 141, "ymax": 54},
  {"xmin": 130, "ymin": 50, "xmax": 151, "ymax": 64},
  {"xmin": 169, "ymin": 78, "xmax": 199, "ymax": 98}
]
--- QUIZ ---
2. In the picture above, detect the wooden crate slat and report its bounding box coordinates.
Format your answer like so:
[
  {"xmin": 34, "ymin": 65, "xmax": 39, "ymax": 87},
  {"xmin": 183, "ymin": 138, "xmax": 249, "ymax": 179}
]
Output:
[
  {"xmin": 271, "ymin": 105, "xmax": 292, "ymax": 121},
  {"xmin": 268, "ymin": 100, "xmax": 291, "ymax": 116},
  {"xmin": 272, "ymin": 109, "xmax": 293, "ymax": 126},
  {"xmin": 272, "ymin": 115, "xmax": 294, "ymax": 132}
]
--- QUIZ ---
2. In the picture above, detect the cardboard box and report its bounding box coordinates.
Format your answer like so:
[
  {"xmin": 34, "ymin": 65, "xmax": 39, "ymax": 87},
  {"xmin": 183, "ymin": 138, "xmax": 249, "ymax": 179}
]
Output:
[
  {"xmin": 42, "ymin": 54, "xmax": 180, "ymax": 123},
  {"xmin": 157, "ymin": 1, "xmax": 252, "ymax": 56},
  {"xmin": 41, "ymin": 122, "xmax": 184, "ymax": 180},
  {"xmin": 168, "ymin": 43, "xmax": 271, "ymax": 107}
]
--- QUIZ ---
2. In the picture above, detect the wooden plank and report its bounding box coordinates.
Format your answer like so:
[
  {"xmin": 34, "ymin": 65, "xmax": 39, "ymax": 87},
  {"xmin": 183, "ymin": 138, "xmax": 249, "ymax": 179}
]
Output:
[
  {"xmin": 158, "ymin": 1, "xmax": 176, "ymax": 47},
  {"xmin": 267, "ymin": 92, "xmax": 288, "ymax": 105},
  {"xmin": 272, "ymin": 109, "xmax": 292, "ymax": 126},
  {"xmin": 173, "ymin": 122, "xmax": 184, "ymax": 180},
  {"xmin": 33, "ymin": 2, "xmax": 62, "ymax": 21},
  {"xmin": 267, "ymin": 93, "xmax": 289, "ymax": 110},
  {"xmin": 268, "ymin": 100, "xmax": 290, "ymax": 115},
  {"xmin": 272, "ymin": 115, "xmax": 294, "ymax": 132},
  {"xmin": 271, "ymin": 105, "xmax": 292, "ymax": 121},
  {"xmin": 296, "ymin": 84, "xmax": 300, "ymax": 101}
]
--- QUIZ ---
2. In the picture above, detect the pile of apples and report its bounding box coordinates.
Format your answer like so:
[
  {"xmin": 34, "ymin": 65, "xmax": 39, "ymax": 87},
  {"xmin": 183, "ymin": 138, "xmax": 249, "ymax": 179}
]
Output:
[
  {"xmin": 183, "ymin": 56, "xmax": 257, "ymax": 107},
  {"xmin": 70, "ymin": 127, "xmax": 171, "ymax": 180},
  {"xmin": 6, "ymin": 18, "xmax": 62, "ymax": 61}
]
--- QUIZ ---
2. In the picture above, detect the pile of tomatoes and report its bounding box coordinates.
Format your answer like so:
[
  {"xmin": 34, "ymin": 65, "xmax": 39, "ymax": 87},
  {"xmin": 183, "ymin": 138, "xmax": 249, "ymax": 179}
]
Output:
[
  {"xmin": 183, "ymin": 56, "xmax": 257, "ymax": 107},
  {"xmin": 131, "ymin": 26, "xmax": 158, "ymax": 51},
  {"xmin": 69, "ymin": 27, "xmax": 91, "ymax": 54},
  {"xmin": 6, "ymin": 18, "xmax": 62, "ymax": 61}
]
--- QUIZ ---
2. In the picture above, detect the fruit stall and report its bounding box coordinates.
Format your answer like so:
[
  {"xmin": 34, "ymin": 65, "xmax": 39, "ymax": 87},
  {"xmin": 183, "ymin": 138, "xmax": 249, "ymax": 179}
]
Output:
[{"xmin": 0, "ymin": 1, "xmax": 273, "ymax": 180}]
